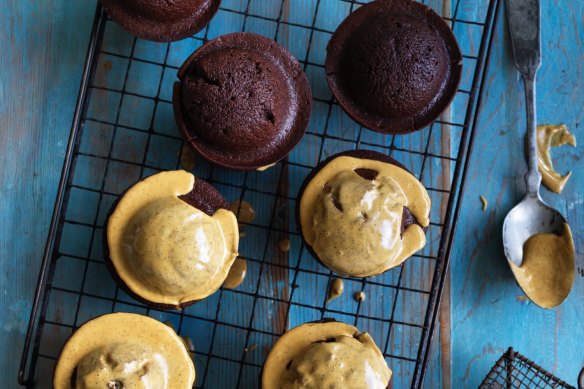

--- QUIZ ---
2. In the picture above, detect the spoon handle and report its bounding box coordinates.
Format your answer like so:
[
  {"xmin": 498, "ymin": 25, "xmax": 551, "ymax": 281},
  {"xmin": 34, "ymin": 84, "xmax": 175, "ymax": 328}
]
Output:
[
  {"xmin": 506, "ymin": 0, "xmax": 542, "ymax": 196},
  {"xmin": 522, "ymin": 74, "xmax": 542, "ymax": 196}
]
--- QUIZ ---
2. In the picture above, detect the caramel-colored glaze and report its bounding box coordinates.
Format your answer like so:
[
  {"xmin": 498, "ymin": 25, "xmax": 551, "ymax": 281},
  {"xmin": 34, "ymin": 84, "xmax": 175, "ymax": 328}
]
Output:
[
  {"xmin": 479, "ymin": 195, "xmax": 488, "ymax": 211},
  {"xmin": 262, "ymin": 321, "xmax": 391, "ymax": 389},
  {"xmin": 326, "ymin": 278, "xmax": 344, "ymax": 303},
  {"xmin": 76, "ymin": 343, "xmax": 167, "ymax": 389},
  {"xmin": 300, "ymin": 156, "xmax": 431, "ymax": 277},
  {"xmin": 257, "ymin": 163, "xmax": 276, "ymax": 172},
  {"xmin": 179, "ymin": 144, "xmax": 196, "ymax": 171},
  {"xmin": 54, "ymin": 313, "xmax": 195, "ymax": 389},
  {"xmin": 537, "ymin": 124, "xmax": 576, "ymax": 193},
  {"xmin": 354, "ymin": 291, "xmax": 366, "ymax": 302},
  {"xmin": 182, "ymin": 336, "xmax": 195, "ymax": 356},
  {"xmin": 510, "ymin": 223, "xmax": 575, "ymax": 308},
  {"xmin": 230, "ymin": 200, "xmax": 256, "ymax": 224},
  {"xmin": 107, "ymin": 170, "xmax": 239, "ymax": 307},
  {"xmin": 223, "ymin": 257, "xmax": 247, "ymax": 289},
  {"xmin": 278, "ymin": 238, "xmax": 291, "ymax": 252}
]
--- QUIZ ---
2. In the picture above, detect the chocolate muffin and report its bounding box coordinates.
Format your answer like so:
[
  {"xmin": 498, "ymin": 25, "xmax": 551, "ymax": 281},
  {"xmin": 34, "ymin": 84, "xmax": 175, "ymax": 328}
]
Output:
[
  {"xmin": 297, "ymin": 150, "xmax": 431, "ymax": 277},
  {"xmin": 262, "ymin": 320, "xmax": 392, "ymax": 389},
  {"xmin": 99, "ymin": 0, "xmax": 220, "ymax": 42},
  {"xmin": 173, "ymin": 32, "xmax": 312, "ymax": 170},
  {"xmin": 326, "ymin": 0, "xmax": 462, "ymax": 134},
  {"xmin": 105, "ymin": 170, "xmax": 239, "ymax": 309},
  {"xmin": 54, "ymin": 313, "xmax": 195, "ymax": 389}
]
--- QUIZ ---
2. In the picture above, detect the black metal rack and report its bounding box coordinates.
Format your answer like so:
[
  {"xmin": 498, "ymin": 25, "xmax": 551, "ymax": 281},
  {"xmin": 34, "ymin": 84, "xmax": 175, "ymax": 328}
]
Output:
[
  {"xmin": 18, "ymin": 0, "xmax": 501, "ymax": 387},
  {"xmin": 479, "ymin": 348, "xmax": 579, "ymax": 389}
]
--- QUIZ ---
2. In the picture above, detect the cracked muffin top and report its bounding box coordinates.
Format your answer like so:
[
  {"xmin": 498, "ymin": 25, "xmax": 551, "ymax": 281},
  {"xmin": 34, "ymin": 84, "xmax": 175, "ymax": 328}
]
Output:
[
  {"xmin": 53, "ymin": 312, "xmax": 195, "ymax": 389},
  {"xmin": 325, "ymin": 0, "xmax": 462, "ymax": 134},
  {"xmin": 173, "ymin": 32, "xmax": 312, "ymax": 171}
]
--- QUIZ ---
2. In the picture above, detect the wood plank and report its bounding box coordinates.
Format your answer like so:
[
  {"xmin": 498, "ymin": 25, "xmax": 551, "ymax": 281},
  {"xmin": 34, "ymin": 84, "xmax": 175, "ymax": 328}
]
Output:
[
  {"xmin": 450, "ymin": 0, "xmax": 584, "ymax": 386},
  {"xmin": 7, "ymin": 0, "xmax": 582, "ymax": 388},
  {"xmin": 0, "ymin": 0, "xmax": 96, "ymax": 386}
]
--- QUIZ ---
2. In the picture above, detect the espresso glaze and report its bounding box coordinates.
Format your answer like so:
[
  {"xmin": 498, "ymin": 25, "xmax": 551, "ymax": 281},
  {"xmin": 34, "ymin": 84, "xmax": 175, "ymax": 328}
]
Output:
[
  {"xmin": 326, "ymin": 278, "xmax": 344, "ymax": 303},
  {"xmin": 179, "ymin": 144, "xmax": 196, "ymax": 171},
  {"xmin": 354, "ymin": 291, "xmax": 366, "ymax": 302},
  {"xmin": 230, "ymin": 200, "xmax": 256, "ymax": 224},
  {"xmin": 510, "ymin": 223, "xmax": 575, "ymax": 308},
  {"xmin": 536, "ymin": 124, "xmax": 576, "ymax": 193},
  {"xmin": 257, "ymin": 163, "xmax": 277, "ymax": 172},
  {"xmin": 300, "ymin": 156, "xmax": 430, "ymax": 277},
  {"xmin": 223, "ymin": 257, "xmax": 247, "ymax": 289},
  {"xmin": 54, "ymin": 313, "xmax": 195, "ymax": 389},
  {"xmin": 479, "ymin": 195, "xmax": 488, "ymax": 211},
  {"xmin": 76, "ymin": 343, "xmax": 167, "ymax": 389},
  {"xmin": 107, "ymin": 170, "xmax": 239, "ymax": 307},
  {"xmin": 278, "ymin": 238, "xmax": 291, "ymax": 252},
  {"xmin": 262, "ymin": 321, "xmax": 391, "ymax": 389}
]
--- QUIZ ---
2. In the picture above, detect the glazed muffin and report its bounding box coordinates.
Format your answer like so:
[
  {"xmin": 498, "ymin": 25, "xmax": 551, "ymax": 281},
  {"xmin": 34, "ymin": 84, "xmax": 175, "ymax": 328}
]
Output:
[
  {"xmin": 326, "ymin": 0, "xmax": 462, "ymax": 134},
  {"xmin": 105, "ymin": 170, "xmax": 239, "ymax": 309},
  {"xmin": 173, "ymin": 32, "xmax": 312, "ymax": 171},
  {"xmin": 262, "ymin": 320, "xmax": 392, "ymax": 389},
  {"xmin": 53, "ymin": 312, "xmax": 195, "ymax": 389},
  {"xmin": 298, "ymin": 150, "xmax": 431, "ymax": 277},
  {"xmin": 100, "ymin": 0, "xmax": 220, "ymax": 42}
]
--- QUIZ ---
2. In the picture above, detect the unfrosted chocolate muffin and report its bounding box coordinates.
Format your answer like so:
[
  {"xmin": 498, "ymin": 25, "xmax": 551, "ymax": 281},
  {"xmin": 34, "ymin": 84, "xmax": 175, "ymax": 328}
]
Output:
[
  {"xmin": 100, "ymin": 0, "xmax": 220, "ymax": 42},
  {"xmin": 326, "ymin": 0, "xmax": 462, "ymax": 134},
  {"xmin": 173, "ymin": 32, "xmax": 312, "ymax": 170}
]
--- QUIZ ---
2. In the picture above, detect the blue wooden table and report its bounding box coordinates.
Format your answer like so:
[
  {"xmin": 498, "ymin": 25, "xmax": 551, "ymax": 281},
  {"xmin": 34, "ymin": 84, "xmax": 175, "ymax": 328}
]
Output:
[{"xmin": 0, "ymin": 0, "xmax": 582, "ymax": 388}]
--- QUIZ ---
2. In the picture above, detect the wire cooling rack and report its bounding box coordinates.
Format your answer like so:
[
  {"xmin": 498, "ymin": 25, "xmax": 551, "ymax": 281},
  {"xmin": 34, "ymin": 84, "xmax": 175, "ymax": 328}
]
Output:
[
  {"xmin": 479, "ymin": 348, "xmax": 579, "ymax": 389},
  {"xmin": 19, "ymin": 0, "xmax": 500, "ymax": 387}
]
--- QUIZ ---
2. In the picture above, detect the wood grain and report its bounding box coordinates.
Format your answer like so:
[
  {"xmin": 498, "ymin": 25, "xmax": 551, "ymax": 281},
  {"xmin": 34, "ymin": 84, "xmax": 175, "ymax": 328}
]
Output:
[
  {"xmin": 0, "ymin": 0, "xmax": 96, "ymax": 386},
  {"xmin": 2, "ymin": 0, "xmax": 581, "ymax": 388},
  {"xmin": 450, "ymin": 0, "xmax": 584, "ymax": 386}
]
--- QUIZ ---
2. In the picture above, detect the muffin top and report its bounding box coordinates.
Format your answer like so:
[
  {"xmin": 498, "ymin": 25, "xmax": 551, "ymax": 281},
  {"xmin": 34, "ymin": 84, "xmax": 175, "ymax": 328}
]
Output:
[
  {"xmin": 174, "ymin": 32, "xmax": 312, "ymax": 170},
  {"xmin": 106, "ymin": 170, "xmax": 239, "ymax": 308},
  {"xmin": 53, "ymin": 313, "xmax": 195, "ymax": 389},
  {"xmin": 326, "ymin": 0, "xmax": 462, "ymax": 134},
  {"xmin": 262, "ymin": 321, "xmax": 392, "ymax": 389},
  {"xmin": 100, "ymin": 0, "xmax": 220, "ymax": 42},
  {"xmin": 298, "ymin": 150, "xmax": 431, "ymax": 277}
]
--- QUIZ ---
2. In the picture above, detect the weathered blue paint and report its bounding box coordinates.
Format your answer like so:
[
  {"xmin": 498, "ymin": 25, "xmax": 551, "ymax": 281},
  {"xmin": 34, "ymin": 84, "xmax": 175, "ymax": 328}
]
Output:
[
  {"xmin": 450, "ymin": 0, "xmax": 584, "ymax": 386},
  {"xmin": 0, "ymin": 0, "xmax": 97, "ymax": 387},
  {"xmin": 1, "ymin": 0, "xmax": 581, "ymax": 388}
]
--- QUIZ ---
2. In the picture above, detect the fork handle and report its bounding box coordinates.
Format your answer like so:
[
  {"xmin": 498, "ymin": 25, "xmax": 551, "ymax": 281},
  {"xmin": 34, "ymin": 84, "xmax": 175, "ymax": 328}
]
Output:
[{"xmin": 522, "ymin": 73, "xmax": 542, "ymax": 196}]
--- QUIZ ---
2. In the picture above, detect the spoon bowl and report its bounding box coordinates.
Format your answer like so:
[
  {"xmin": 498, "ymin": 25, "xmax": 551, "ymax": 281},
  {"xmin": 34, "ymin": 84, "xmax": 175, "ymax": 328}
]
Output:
[{"xmin": 502, "ymin": 194, "xmax": 566, "ymax": 267}]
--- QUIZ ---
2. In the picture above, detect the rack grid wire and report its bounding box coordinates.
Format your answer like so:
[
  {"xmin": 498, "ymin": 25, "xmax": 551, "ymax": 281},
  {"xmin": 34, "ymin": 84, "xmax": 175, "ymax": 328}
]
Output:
[
  {"xmin": 479, "ymin": 348, "xmax": 578, "ymax": 389},
  {"xmin": 19, "ymin": 0, "xmax": 501, "ymax": 387}
]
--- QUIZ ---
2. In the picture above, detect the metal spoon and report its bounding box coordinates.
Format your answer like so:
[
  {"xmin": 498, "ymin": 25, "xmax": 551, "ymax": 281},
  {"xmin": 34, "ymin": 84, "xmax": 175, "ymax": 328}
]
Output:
[{"xmin": 502, "ymin": 0, "xmax": 566, "ymax": 267}]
